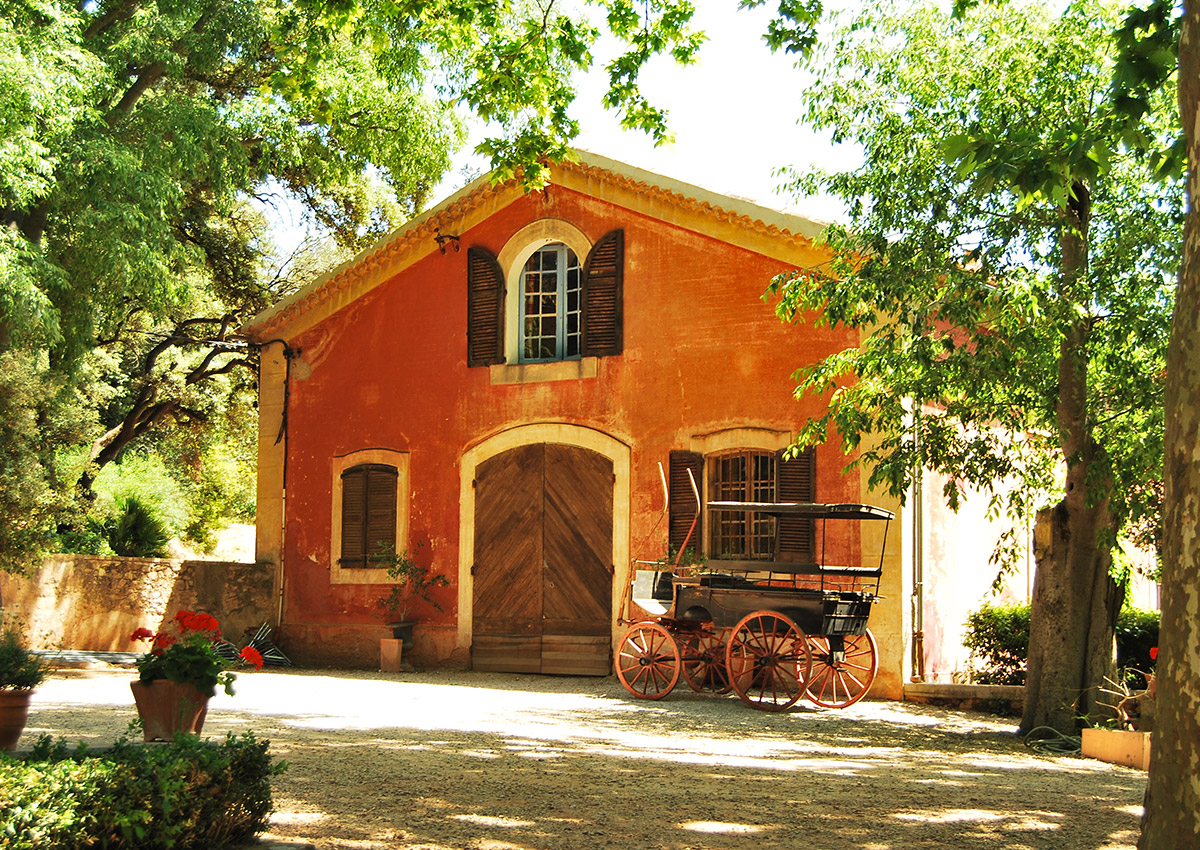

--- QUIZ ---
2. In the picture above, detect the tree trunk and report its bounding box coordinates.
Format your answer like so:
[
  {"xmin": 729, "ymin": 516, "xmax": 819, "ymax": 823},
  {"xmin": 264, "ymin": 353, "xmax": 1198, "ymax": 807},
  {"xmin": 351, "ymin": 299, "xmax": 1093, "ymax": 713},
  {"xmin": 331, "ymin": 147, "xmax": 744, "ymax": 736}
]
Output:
[
  {"xmin": 1021, "ymin": 501, "xmax": 1118, "ymax": 734},
  {"xmin": 1139, "ymin": 1, "xmax": 1200, "ymax": 844},
  {"xmin": 1019, "ymin": 181, "xmax": 1120, "ymax": 735}
]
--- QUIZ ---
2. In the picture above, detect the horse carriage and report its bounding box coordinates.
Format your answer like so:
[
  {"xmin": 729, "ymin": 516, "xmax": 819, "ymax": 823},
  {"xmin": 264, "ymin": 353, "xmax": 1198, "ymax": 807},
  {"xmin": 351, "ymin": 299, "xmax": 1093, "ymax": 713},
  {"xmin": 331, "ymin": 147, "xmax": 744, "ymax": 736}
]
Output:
[{"xmin": 616, "ymin": 471, "xmax": 894, "ymax": 712}]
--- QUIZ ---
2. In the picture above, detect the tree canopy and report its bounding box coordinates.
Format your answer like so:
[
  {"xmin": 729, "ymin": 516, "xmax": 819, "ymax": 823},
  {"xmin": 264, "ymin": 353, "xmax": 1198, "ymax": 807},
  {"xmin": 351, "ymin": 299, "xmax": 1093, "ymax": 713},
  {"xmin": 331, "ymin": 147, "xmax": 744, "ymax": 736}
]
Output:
[
  {"xmin": 769, "ymin": 0, "xmax": 1181, "ymax": 732},
  {"xmin": 0, "ymin": 0, "xmax": 704, "ymax": 570}
]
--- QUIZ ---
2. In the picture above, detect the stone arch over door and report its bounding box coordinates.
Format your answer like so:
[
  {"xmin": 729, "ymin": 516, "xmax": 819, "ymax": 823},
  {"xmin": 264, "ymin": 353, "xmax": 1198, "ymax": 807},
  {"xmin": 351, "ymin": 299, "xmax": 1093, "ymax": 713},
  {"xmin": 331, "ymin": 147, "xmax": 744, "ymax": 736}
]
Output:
[{"xmin": 458, "ymin": 425, "xmax": 631, "ymax": 674}]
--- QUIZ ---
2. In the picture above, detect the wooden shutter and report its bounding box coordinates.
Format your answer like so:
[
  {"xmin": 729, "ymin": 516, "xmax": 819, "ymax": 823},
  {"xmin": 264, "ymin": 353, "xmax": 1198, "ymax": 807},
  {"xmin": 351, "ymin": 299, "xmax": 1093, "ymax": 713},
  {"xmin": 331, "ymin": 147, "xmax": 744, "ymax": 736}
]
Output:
[
  {"xmin": 580, "ymin": 229, "xmax": 624, "ymax": 357},
  {"xmin": 340, "ymin": 466, "xmax": 367, "ymax": 567},
  {"xmin": 364, "ymin": 465, "xmax": 398, "ymax": 559},
  {"xmin": 668, "ymin": 450, "xmax": 704, "ymax": 555},
  {"xmin": 776, "ymin": 448, "xmax": 816, "ymax": 562},
  {"xmin": 467, "ymin": 246, "xmax": 505, "ymax": 367},
  {"xmin": 340, "ymin": 464, "xmax": 397, "ymax": 567}
]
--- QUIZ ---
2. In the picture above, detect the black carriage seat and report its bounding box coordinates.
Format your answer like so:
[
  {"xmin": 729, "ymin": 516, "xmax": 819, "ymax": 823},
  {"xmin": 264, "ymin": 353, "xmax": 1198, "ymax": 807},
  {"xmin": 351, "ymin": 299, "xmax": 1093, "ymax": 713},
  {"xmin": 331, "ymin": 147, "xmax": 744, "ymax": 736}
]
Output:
[
  {"xmin": 698, "ymin": 572, "xmax": 756, "ymax": 589},
  {"xmin": 653, "ymin": 570, "xmax": 675, "ymax": 601}
]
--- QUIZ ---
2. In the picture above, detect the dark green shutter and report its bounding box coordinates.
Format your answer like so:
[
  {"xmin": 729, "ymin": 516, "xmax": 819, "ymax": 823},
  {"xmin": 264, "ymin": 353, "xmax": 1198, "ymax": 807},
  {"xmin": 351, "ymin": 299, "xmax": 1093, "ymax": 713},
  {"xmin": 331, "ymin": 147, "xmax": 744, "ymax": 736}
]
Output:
[
  {"xmin": 580, "ymin": 229, "xmax": 624, "ymax": 357},
  {"xmin": 776, "ymin": 448, "xmax": 816, "ymax": 562},
  {"xmin": 467, "ymin": 246, "xmax": 505, "ymax": 367}
]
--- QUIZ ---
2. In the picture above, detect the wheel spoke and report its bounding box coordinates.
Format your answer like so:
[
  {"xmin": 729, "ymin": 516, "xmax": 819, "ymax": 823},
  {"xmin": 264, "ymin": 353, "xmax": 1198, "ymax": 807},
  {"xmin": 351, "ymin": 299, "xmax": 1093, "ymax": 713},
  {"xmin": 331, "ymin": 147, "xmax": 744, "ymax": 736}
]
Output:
[
  {"xmin": 727, "ymin": 611, "xmax": 809, "ymax": 712},
  {"xmin": 682, "ymin": 628, "xmax": 731, "ymax": 694},
  {"xmin": 616, "ymin": 622, "xmax": 681, "ymax": 700},
  {"xmin": 804, "ymin": 629, "xmax": 877, "ymax": 708}
]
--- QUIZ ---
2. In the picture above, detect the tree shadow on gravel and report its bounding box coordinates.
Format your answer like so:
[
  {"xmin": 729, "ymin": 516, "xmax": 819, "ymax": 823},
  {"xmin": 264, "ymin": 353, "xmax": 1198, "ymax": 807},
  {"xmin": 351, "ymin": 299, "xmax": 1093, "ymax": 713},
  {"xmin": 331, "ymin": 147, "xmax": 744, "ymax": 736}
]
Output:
[
  {"xmin": 259, "ymin": 724, "xmax": 1143, "ymax": 850},
  {"xmin": 24, "ymin": 674, "xmax": 1146, "ymax": 850}
]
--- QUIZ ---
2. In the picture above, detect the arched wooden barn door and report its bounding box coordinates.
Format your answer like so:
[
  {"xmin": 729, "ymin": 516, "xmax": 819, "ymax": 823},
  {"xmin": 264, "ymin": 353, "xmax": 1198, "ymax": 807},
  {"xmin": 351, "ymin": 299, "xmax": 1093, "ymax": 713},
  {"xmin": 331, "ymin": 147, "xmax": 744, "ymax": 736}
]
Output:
[{"xmin": 472, "ymin": 443, "xmax": 613, "ymax": 675}]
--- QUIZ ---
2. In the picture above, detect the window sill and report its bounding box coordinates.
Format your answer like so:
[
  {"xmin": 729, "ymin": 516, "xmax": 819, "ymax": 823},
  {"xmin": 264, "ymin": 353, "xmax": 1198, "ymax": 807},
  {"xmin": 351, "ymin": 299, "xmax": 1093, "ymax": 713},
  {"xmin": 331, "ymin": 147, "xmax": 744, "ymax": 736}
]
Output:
[
  {"xmin": 490, "ymin": 357, "xmax": 598, "ymax": 385},
  {"xmin": 330, "ymin": 566, "xmax": 391, "ymax": 585}
]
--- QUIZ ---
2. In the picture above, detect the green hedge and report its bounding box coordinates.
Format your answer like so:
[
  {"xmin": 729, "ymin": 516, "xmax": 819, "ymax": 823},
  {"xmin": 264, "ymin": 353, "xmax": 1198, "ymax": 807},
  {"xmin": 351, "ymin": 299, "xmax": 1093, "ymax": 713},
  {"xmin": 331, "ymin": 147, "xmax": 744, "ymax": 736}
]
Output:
[
  {"xmin": 963, "ymin": 601, "xmax": 1031, "ymax": 685},
  {"xmin": 963, "ymin": 602, "xmax": 1160, "ymax": 686},
  {"xmin": 1115, "ymin": 607, "xmax": 1160, "ymax": 684},
  {"xmin": 0, "ymin": 732, "xmax": 284, "ymax": 849}
]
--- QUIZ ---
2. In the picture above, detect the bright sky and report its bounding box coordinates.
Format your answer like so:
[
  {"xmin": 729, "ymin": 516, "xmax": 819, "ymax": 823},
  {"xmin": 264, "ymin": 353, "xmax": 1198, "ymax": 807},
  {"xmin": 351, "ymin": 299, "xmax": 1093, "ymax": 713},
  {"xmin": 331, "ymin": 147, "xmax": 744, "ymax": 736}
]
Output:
[{"xmin": 436, "ymin": 2, "xmax": 859, "ymax": 224}]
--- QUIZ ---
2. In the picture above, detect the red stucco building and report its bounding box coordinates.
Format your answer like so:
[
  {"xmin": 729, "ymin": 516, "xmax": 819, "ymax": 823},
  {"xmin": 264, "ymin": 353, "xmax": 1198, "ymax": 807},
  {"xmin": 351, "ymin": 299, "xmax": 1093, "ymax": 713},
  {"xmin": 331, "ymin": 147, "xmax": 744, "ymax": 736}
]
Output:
[{"xmin": 243, "ymin": 151, "xmax": 908, "ymax": 698}]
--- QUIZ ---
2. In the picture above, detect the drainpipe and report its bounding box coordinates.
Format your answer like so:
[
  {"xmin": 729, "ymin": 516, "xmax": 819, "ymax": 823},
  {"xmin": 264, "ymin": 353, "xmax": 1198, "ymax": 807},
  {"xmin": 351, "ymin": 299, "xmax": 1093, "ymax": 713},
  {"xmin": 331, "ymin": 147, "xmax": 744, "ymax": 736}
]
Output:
[
  {"xmin": 911, "ymin": 404, "xmax": 926, "ymax": 682},
  {"xmin": 255, "ymin": 339, "xmax": 293, "ymax": 632}
]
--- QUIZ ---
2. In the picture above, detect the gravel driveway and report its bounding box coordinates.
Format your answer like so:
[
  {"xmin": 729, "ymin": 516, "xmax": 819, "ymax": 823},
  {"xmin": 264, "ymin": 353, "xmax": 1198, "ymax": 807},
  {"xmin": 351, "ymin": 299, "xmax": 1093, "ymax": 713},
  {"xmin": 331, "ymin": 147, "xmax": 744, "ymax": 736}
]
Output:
[{"xmin": 25, "ymin": 668, "xmax": 1146, "ymax": 850}]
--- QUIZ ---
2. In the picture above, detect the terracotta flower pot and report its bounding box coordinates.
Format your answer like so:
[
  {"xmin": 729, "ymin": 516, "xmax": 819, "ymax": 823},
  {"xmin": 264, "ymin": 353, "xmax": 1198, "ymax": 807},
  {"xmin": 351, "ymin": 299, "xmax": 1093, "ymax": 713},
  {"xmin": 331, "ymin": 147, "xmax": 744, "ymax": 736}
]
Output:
[
  {"xmin": 0, "ymin": 690, "xmax": 34, "ymax": 752},
  {"xmin": 130, "ymin": 679, "xmax": 210, "ymax": 742},
  {"xmin": 380, "ymin": 638, "xmax": 403, "ymax": 673}
]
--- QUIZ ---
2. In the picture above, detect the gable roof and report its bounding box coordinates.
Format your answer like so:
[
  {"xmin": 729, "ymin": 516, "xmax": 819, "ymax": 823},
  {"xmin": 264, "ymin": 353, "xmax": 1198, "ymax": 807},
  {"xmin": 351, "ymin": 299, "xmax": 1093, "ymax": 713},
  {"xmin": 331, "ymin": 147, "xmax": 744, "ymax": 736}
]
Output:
[{"xmin": 241, "ymin": 149, "xmax": 830, "ymax": 341}]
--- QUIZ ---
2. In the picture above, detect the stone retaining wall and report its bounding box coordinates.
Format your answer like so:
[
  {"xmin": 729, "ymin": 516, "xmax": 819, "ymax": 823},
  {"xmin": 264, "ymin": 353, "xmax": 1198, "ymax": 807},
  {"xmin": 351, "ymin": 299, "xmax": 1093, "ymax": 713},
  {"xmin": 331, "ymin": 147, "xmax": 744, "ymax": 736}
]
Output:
[
  {"xmin": 904, "ymin": 682, "xmax": 1025, "ymax": 717},
  {"xmin": 0, "ymin": 555, "xmax": 274, "ymax": 652}
]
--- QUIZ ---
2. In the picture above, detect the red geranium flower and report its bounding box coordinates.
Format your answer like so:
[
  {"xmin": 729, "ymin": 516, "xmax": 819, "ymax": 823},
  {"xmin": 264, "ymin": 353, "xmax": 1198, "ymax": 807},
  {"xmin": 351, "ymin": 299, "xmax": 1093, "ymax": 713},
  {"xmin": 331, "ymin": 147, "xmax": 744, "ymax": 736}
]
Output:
[
  {"xmin": 132, "ymin": 611, "xmax": 242, "ymax": 698},
  {"xmin": 239, "ymin": 646, "xmax": 264, "ymax": 671},
  {"xmin": 188, "ymin": 612, "xmax": 221, "ymax": 635},
  {"xmin": 152, "ymin": 633, "xmax": 176, "ymax": 650}
]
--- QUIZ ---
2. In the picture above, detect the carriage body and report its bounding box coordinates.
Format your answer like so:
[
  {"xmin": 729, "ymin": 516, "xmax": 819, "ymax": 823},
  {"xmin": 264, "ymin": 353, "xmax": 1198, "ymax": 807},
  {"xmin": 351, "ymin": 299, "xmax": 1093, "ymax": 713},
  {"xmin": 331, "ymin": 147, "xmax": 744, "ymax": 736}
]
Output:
[{"xmin": 618, "ymin": 501, "xmax": 893, "ymax": 711}]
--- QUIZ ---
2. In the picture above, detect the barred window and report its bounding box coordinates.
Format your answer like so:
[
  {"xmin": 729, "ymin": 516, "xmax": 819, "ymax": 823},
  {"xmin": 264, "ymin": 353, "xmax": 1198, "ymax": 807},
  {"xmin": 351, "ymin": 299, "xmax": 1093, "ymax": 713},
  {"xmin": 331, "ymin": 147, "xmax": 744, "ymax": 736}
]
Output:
[{"xmin": 709, "ymin": 451, "xmax": 777, "ymax": 560}]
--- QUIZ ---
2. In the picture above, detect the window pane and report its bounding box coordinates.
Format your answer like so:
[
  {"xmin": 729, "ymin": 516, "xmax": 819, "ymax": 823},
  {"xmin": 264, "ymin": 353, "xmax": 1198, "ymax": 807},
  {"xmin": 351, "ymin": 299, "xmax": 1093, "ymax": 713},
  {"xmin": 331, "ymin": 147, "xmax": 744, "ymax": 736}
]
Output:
[
  {"xmin": 519, "ymin": 243, "xmax": 582, "ymax": 363},
  {"xmin": 709, "ymin": 451, "xmax": 776, "ymax": 560}
]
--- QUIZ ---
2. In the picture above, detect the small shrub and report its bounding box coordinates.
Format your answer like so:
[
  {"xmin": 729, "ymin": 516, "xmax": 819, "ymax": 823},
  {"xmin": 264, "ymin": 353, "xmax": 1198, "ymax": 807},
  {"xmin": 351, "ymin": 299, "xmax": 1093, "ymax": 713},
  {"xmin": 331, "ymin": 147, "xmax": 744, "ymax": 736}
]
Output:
[
  {"xmin": 962, "ymin": 601, "xmax": 1030, "ymax": 685},
  {"xmin": 0, "ymin": 732, "xmax": 284, "ymax": 849},
  {"xmin": 1116, "ymin": 607, "xmax": 1160, "ymax": 687},
  {"xmin": 376, "ymin": 542, "xmax": 449, "ymax": 624},
  {"xmin": 108, "ymin": 495, "xmax": 171, "ymax": 558},
  {"xmin": 0, "ymin": 620, "xmax": 46, "ymax": 690}
]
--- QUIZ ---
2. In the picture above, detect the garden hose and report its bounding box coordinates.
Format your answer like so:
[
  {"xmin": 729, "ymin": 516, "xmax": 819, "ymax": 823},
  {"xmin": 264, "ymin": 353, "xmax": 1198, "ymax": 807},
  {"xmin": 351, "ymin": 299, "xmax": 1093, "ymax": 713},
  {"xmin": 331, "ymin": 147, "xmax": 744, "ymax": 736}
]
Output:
[{"xmin": 1023, "ymin": 725, "xmax": 1082, "ymax": 755}]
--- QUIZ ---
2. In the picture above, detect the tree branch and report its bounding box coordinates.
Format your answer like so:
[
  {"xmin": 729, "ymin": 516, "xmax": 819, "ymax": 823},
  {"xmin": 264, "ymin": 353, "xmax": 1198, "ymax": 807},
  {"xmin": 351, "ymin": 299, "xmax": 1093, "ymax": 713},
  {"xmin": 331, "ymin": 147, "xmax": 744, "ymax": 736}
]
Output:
[
  {"xmin": 83, "ymin": 0, "xmax": 143, "ymax": 41},
  {"xmin": 104, "ymin": 12, "xmax": 210, "ymax": 125}
]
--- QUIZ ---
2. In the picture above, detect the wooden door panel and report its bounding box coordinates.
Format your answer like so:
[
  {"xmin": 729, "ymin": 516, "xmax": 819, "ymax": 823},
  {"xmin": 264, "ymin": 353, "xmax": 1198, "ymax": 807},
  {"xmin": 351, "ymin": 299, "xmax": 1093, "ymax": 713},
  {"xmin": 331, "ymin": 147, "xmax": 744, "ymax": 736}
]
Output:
[
  {"xmin": 541, "ymin": 635, "xmax": 613, "ymax": 676},
  {"xmin": 472, "ymin": 442, "xmax": 614, "ymax": 676},
  {"xmin": 542, "ymin": 444, "xmax": 613, "ymax": 637},
  {"xmin": 472, "ymin": 635, "xmax": 541, "ymax": 673},
  {"xmin": 473, "ymin": 445, "xmax": 543, "ymax": 636}
]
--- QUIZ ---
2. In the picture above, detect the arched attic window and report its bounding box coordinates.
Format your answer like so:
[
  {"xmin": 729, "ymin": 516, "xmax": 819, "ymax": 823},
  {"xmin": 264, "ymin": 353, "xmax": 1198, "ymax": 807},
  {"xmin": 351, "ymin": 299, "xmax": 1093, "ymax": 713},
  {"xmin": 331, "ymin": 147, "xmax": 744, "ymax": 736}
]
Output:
[{"xmin": 466, "ymin": 228, "xmax": 624, "ymax": 366}]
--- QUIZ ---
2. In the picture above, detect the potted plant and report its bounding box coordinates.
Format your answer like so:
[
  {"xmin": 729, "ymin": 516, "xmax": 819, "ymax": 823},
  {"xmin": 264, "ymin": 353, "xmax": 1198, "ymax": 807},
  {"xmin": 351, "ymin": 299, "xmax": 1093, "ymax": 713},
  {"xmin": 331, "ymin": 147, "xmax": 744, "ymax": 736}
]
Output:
[
  {"xmin": 0, "ymin": 616, "xmax": 47, "ymax": 751},
  {"xmin": 376, "ymin": 542, "xmax": 450, "ymax": 653},
  {"xmin": 129, "ymin": 610, "xmax": 263, "ymax": 741}
]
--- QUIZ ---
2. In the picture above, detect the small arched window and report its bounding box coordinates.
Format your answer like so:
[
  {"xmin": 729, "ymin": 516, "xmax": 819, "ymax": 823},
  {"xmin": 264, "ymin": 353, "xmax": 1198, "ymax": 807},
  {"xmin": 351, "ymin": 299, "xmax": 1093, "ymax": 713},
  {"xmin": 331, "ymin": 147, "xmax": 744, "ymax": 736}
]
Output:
[
  {"xmin": 466, "ymin": 229, "xmax": 624, "ymax": 367},
  {"xmin": 520, "ymin": 242, "xmax": 582, "ymax": 362}
]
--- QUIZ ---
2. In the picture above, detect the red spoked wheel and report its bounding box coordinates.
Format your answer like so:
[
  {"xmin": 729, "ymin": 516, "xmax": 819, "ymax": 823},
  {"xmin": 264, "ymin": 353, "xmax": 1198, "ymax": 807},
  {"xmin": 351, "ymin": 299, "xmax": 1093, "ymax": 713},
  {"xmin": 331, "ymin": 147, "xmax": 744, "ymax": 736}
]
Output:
[
  {"xmin": 726, "ymin": 611, "xmax": 812, "ymax": 712},
  {"xmin": 805, "ymin": 630, "xmax": 878, "ymax": 708},
  {"xmin": 681, "ymin": 627, "xmax": 732, "ymax": 694},
  {"xmin": 616, "ymin": 622, "xmax": 681, "ymax": 700}
]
